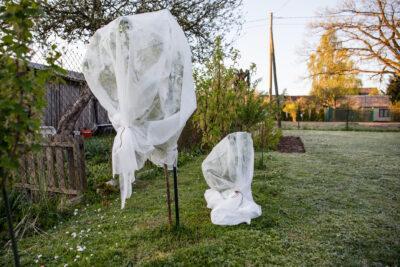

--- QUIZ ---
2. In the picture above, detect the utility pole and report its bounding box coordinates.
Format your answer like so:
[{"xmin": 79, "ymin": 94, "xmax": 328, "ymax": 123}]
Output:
[
  {"xmin": 268, "ymin": 13, "xmax": 273, "ymax": 102},
  {"xmin": 269, "ymin": 12, "xmax": 282, "ymax": 128}
]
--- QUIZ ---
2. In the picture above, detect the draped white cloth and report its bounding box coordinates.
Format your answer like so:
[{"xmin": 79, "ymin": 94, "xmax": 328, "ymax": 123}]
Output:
[
  {"xmin": 82, "ymin": 10, "xmax": 196, "ymax": 208},
  {"xmin": 202, "ymin": 132, "xmax": 262, "ymax": 225}
]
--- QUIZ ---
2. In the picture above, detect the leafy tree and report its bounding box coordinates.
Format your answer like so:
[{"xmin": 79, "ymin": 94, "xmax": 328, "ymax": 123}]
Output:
[
  {"xmin": 193, "ymin": 38, "xmax": 272, "ymax": 148},
  {"xmin": 0, "ymin": 0, "xmax": 61, "ymax": 265},
  {"xmin": 386, "ymin": 75, "xmax": 400, "ymax": 103},
  {"xmin": 368, "ymin": 88, "xmax": 380, "ymax": 96},
  {"xmin": 36, "ymin": 0, "xmax": 243, "ymax": 134},
  {"xmin": 282, "ymin": 99, "xmax": 298, "ymax": 122},
  {"xmin": 308, "ymin": 30, "xmax": 361, "ymax": 107},
  {"xmin": 314, "ymin": 0, "xmax": 400, "ymax": 77},
  {"xmin": 38, "ymin": 0, "xmax": 242, "ymax": 63}
]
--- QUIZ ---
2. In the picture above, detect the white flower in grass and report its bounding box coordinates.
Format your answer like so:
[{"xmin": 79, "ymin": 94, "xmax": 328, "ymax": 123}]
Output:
[
  {"xmin": 71, "ymin": 232, "xmax": 77, "ymax": 238},
  {"xmin": 101, "ymin": 215, "xmax": 104, "ymax": 219},
  {"xmin": 63, "ymin": 264, "xmax": 68, "ymax": 267},
  {"xmin": 77, "ymin": 245, "xmax": 86, "ymax": 252},
  {"xmin": 76, "ymin": 255, "xmax": 80, "ymax": 258},
  {"xmin": 90, "ymin": 254, "xmax": 93, "ymax": 257},
  {"xmin": 73, "ymin": 209, "xmax": 78, "ymax": 216},
  {"xmin": 97, "ymin": 208, "xmax": 101, "ymax": 212},
  {"xmin": 69, "ymin": 247, "xmax": 73, "ymax": 251},
  {"xmin": 34, "ymin": 259, "xmax": 39, "ymax": 263},
  {"xmin": 87, "ymin": 228, "xmax": 91, "ymax": 232},
  {"xmin": 66, "ymin": 231, "xmax": 69, "ymax": 234},
  {"xmin": 54, "ymin": 255, "xmax": 59, "ymax": 260},
  {"xmin": 86, "ymin": 204, "xmax": 89, "ymax": 207}
]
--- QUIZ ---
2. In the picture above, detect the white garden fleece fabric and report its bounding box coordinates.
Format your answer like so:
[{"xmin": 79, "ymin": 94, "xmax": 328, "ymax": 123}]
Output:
[
  {"xmin": 202, "ymin": 132, "xmax": 262, "ymax": 225},
  {"xmin": 82, "ymin": 10, "xmax": 196, "ymax": 208}
]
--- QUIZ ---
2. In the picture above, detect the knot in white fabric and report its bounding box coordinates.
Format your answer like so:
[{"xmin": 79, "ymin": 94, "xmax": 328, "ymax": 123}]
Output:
[{"xmin": 83, "ymin": 10, "xmax": 196, "ymax": 208}]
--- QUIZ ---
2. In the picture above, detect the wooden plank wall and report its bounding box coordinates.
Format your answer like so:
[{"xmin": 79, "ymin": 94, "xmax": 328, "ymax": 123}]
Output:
[
  {"xmin": 15, "ymin": 135, "xmax": 86, "ymax": 196},
  {"xmin": 43, "ymin": 79, "xmax": 110, "ymax": 131}
]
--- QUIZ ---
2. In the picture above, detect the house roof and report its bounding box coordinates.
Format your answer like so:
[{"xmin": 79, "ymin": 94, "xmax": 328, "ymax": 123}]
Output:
[
  {"xmin": 344, "ymin": 95, "xmax": 390, "ymax": 108},
  {"xmin": 358, "ymin": 87, "xmax": 378, "ymax": 95}
]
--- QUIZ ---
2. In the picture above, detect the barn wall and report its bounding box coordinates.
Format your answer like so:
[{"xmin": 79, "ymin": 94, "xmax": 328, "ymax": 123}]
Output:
[{"xmin": 43, "ymin": 79, "xmax": 110, "ymax": 131}]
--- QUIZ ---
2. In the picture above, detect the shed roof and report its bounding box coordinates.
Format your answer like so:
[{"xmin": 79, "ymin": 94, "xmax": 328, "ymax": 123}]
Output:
[{"xmin": 29, "ymin": 62, "xmax": 85, "ymax": 82}]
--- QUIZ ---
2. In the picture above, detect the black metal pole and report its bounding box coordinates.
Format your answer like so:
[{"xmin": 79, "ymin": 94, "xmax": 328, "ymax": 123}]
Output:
[
  {"xmin": 1, "ymin": 175, "xmax": 20, "ymax": 267},
  {"xmin": 173, "ymin": 165, "xmax": 180, "ymax": 227}
]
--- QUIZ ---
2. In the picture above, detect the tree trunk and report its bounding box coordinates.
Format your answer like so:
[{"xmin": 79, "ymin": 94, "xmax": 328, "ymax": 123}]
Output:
[{"xmin": 57, "ymin": 85, "xmax": 94, "ymax": 135}]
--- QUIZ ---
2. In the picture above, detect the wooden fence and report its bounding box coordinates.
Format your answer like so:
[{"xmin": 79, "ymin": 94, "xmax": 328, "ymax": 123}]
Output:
[{"xmin": 15, "ymin": 135, "xmax": 87, "ymax": 196}]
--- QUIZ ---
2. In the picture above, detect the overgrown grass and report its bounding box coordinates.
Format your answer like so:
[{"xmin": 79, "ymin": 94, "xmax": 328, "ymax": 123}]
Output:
[{"xmin": 1, "ymin": 131, "xmax": 399, "ymax": 266}]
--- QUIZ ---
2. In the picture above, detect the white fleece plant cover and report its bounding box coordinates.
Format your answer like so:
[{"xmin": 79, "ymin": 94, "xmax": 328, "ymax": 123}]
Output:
[
  {"xmin": 82, "ymin": 10, "xmax": 196, "ymax": 208},
  {"xmin": 202, "ymin": 132, "xmax": 262, "ymax": 225}
]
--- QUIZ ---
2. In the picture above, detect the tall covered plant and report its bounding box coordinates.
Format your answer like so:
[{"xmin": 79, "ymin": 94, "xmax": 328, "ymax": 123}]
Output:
[{"xmin": 0, "ymin": 0, "xmax": 61, "ymax": 265}]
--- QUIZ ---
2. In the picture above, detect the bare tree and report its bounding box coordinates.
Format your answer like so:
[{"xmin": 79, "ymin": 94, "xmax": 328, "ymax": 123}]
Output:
[
  {"xmin": 313, "ymin": 0, "xmax": 400, "ymax": 78},
  {"xmin": 37, "ymin": 0, "xmax": 243, "ymax": 134}
]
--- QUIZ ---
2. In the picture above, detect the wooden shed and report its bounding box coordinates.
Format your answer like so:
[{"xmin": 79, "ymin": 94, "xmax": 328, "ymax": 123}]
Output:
[{"xmin": 32, "ymin": 63, "xmax": 110, "ymax": 131}]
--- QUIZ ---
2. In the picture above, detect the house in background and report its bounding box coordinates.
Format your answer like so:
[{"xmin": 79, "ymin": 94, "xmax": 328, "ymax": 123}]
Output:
[
  {"xmin": 357, "ymin": 87, "xmax": 381, "ymax": 96},
  {"xmin": 284, "ymin": 87, "xmax": 393, "ymax": 122},
  {"xmin": 340, "ymin": 95, "xmax": 391, "ymax": 122}
]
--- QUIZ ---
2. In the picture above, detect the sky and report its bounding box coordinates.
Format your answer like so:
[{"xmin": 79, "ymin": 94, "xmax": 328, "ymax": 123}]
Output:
[{"xmin": 233, "ymin": 0, "xmax": 382, "ymax": 96}]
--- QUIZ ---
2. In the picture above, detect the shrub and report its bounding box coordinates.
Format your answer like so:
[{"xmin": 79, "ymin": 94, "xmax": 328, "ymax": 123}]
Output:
[
  {"xmin": 253, "ymin": 114, "xmax": 282, "ymax": 151},
  {"xmin": 193, "ymin": 37, "xmax": 276, "ymax": 148}
]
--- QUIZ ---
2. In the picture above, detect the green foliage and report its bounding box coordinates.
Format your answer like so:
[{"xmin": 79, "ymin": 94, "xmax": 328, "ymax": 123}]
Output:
[
  {"xmin": 386, "ymin": 75, "xmax": 400, "ymax": 104},
  {"xmin": 193, "ymin": 37, "xmax": 275, "ymax": 148},
  {"xmin": 0, "ymin": 189, "xmax": 71, "ymax": 247},
  {"xmin": 283, "ymin": 99, "xmax": 298, "ymax": 122},
  {"xmin": 253, "ymin": 115, "xmax": 282, "ymax": 151},
  {"xmin": 85, "ymin": 135, "xmax": 114, "ymax": 164},
  {"xmin": 308, "ymin": 30, "xmax": 361, "ymax": 107},
  {"xmin": 0, "ymin": 0, "xmax": 62, "ymax": 184}
]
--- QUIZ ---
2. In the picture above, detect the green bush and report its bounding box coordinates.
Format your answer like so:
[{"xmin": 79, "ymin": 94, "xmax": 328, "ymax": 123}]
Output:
[
  {"xmin": 252, "ymin": 114, "xmax": 282, "ymax": 151},
  {"xmin": 193, "ymin": 37, "xmax": 273, "ymax": 148},
  {"xmin": 84, "ymin": 135, "xmax": 114, "ymax": 164}
]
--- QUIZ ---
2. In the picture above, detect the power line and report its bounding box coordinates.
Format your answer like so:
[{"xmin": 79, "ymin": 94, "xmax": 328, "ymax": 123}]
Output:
[
  {"xmin": 244, "ymin": 14, "xmax": 350, "ymax": 24},
  {"xmin": 243, "ymin": 23, "xmax": 308, "ymax": 30},
  {"xmin": 275, "ymin": 15, "xmax": 350, "ymax": 19},
  {"xmin": 245, "ymin": 18, "xmax": 267, "ymax": 23},
  {"xmin": 276, "ymin": 0, "xmax": 292, "ymax": 13}
]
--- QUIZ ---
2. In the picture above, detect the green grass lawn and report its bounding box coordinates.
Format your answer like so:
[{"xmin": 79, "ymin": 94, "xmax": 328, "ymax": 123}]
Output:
[{"xmin": 2, "ymin": 130, "xmax": 400, "ymax": 266}]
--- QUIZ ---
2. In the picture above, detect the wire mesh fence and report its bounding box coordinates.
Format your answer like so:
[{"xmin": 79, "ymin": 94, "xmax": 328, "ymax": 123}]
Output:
[
  {"xmin": 30, "ymin": 38, "xmax": 112, "ymax": 131},
  {"xmin": 30, "ymin": 37, "xmax": 85, "ymax": 73}
]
